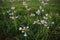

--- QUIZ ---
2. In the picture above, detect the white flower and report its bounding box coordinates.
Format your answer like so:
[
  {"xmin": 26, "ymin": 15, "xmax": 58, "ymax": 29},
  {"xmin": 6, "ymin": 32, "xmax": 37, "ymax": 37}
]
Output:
[
  {"xmin": 15, "ymin": 16, "xmax": 18, "ymax": 18},
  {"xmin": 42, "ymin": 1, "xmax": 48, "ymax": 5},
  {"xmin": 45, "ymin": 13, "xmax": 48, "ymax": 16},
  {"xmin": 23, "ymin": 1, "xmax": 27, "ymax": 6},
  {"xmin": 41, "ymin": 1, "xmax": 44, "ymax": 4},
  {"xmin": 25, "ymin": 5, "xmax": 28, "ymax": 9},
  {"xmin": 42, "ymin": 9, "xmax": 44, "ymax": 12},
  {"xmin": 41, "ymin": 1, "xmax": 48, "ymax": 6},
  {"xmin": 51, "ymin": 22, "xmax": 54, "ymax": 24},
  {"xmin": 19, "ymin": 27, "xmax": 22, "ymax": 30},
  {"xmin": 33, "ymin": 20, "xmax": 41, "ymax": 24},
  {"xmin": 37, "ymin": 22, "xmax": 41, "ymax": 25},
  {"xmin": 36, "ymin": 9, "xmax": 40, "ymax": 15},
  {"xmin": 47, "ymin": 27, "xmax": 49, "ymax": 29},
  {"xmin": 11, "ymin": 6, "xmax": 15, "ymax": 10},
  {"xmin": 10, "ymin": 16, "xmax": 18, "ymax": 19},
  {"xmin": 44, "ymin": 24, "xmax": 48, "ymax": 27},
  {"xmin": 40, "ymin": 20, "xmax": 45, "ymax": 24},
  {"xmin": 24, "ymin": 33, "xmax": 27, "ymax": 37},
  {"xmin": 36, "ymin": 20, "xmax": 40, "ymax": 24},
  {"xmin": 44, "ymin": 3, "xmax": 48, "ymax": 5},
  {"xmin": 44, "ymin": 21, "xmax": 47, "ymax": 24},
  {"xmin": 43, "ymin": 16, "xmax": 48, "ymax": 20},
  {"xmin": 10, "ymin": 16, "xmax": 15, "ymax": 19},
  {"xmin": 39, "ymin": 6, "xmax": 42, "ymax": 9},
  {"xmin": 7, "ymin": 10, "xmax": 11, "ymax": 13},
  {"xmin": 33, "ymin": 21, "xmax": 37, "ymax": 24},
  {"xmin": 22, "ymin": 30, "xmax": 25, "ymax": 33},
  {"xmin": 9, "ymin": 12, "xmax": 13, "ymax": 15},
  {"xmin": 30, "ymin": 13, "xmax": 35, "ymax": 17},
  {"xmin": 14, "ymin": 10, "xmax": 16, "ymax": 13},
  {"xmin": 22, "ymin": 27, "xmax": 26, "ymax": 30},
  {"xmin": 27, "ymin": 26, "xmax": 29, "ymax": 29}
]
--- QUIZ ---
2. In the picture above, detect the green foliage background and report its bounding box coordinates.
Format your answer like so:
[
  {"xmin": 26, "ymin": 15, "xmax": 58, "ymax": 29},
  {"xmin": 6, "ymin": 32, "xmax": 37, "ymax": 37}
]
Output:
[{"xmin": 0, "ymin": 0, "xmax": 60, "ymax": 40}]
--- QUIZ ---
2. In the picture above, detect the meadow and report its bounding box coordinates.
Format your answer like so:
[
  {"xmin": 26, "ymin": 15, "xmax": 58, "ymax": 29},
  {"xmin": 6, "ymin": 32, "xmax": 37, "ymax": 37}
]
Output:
[{"xmin": 0, "ymin": 0, "xmax": 60, "ymax": 40}]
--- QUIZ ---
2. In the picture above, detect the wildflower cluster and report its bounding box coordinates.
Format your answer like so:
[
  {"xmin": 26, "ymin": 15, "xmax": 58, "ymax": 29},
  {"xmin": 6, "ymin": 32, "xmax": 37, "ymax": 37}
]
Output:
[{"xmin": 19, "ymin": 26, "xmax": 29, "ymax": 37}]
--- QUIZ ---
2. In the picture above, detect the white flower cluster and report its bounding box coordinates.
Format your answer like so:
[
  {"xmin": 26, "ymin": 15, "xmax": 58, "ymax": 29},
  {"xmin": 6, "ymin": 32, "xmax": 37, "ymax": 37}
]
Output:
[
  {"xmin": 30, "ymin": 13, "xmax": 35, "ymax": 17},
  {"xmin": 10, "ymin": 16, "xmax": 18, "ymax": 20},
  {"xmin": 39, "ymin": 0, "xmax": 49, "ymax": 6},
  {"xmin": 36, "ymin": 9, "xmax": 40, "ymax": 15},
  {"xmin": 43, "ymin": 13, "xmax": 48, "ymax": 20},
  {"xmin": 22, "ymin": 1, "xmax": 31, "ymax": 11},
  {"xmin": 19, "ymin": 26, "xmax": 29, "ymax": 37},
  {"xmin": 33, "ymin": 19, "xmax": 47, "ymax": 25},
  {"xmin": 11, "ymin": 6, "xmax": 15, "ymax": 10},
  {"xmin": 6, "ymin": 6, "xmax": 18, "ymax": 20},
  {"xmin": 35, "ymin": 0, "xmax": 50, "ymax": 15},
  {"xmin": 30, "ymin": 7, "xmax": 44, "ymax": 16},
  {"xmin": 33, "ymin": 19, "xmax": 49, "ymax": 29},
  {"xmin": 33, "ymin": 13, "xmax": 50, "ymax": 29},
  {"xmin": 33, "ymin": 12, "xmax": 55, "ymax": 29}
]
